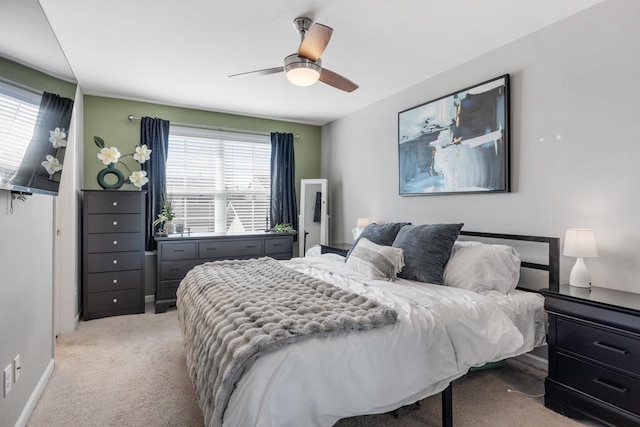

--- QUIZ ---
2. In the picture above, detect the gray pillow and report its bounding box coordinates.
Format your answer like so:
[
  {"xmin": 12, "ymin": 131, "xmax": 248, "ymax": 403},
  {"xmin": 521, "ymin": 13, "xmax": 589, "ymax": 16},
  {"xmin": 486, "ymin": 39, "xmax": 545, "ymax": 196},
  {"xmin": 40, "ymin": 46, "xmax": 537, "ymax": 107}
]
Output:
[
  {"xmin": 346, "ymin": 222, "xmax": 410, "ymax": 260},
  {"xmin": 392, "ymin": 223, "xmax": 463, "ymax": 284},
  {"xmin": 345, "ymin": 237, "xmax": 405, "ymax": 281}
]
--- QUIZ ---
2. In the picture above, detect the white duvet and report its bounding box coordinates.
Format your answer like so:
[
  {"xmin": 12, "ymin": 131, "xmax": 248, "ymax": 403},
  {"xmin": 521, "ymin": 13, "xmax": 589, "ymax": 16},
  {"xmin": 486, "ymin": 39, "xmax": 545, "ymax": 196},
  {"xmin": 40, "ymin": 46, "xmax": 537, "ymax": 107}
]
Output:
[{"xmin": 218, "ymin": 254, "xmax": 542, "ymax": 427}]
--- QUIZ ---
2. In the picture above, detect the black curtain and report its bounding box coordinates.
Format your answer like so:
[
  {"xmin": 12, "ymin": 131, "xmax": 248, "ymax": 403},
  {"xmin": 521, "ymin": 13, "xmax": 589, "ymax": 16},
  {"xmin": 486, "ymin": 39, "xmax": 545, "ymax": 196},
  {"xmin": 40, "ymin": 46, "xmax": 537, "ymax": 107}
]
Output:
[
  {"xmin": 24, "ymin": 92, "xmax": 74, "ymax": 190},
  {"xmin": 141, "ymin": 117, "xmax": 170, "ymax": 251},
  {"xmin": 270, "ymin": 132, "xmax": 297, "ymax": 238}
]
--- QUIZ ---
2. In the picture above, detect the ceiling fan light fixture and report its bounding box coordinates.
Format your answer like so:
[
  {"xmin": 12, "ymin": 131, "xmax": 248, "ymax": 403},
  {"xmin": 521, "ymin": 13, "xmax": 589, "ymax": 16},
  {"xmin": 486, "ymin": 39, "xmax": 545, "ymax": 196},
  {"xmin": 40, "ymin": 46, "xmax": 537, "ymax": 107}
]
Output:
[{"xmin": 284, "ymin": 54, "xmax": 321, "ymax": 87}]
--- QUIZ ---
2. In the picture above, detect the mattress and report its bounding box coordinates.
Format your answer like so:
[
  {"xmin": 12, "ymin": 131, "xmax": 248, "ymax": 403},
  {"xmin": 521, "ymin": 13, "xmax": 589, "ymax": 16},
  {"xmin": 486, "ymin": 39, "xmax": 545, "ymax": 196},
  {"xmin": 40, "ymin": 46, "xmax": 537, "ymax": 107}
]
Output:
[{"xmin": 197, "ymin": 253, "xmax": 546, "ymax": 427}]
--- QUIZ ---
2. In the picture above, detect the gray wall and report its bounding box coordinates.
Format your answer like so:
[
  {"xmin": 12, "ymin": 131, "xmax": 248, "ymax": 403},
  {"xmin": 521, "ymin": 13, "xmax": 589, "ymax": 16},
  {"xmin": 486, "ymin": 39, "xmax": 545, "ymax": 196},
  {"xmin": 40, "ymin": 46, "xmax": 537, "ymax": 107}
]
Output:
[
  {"xmin": 322, "ymin": 0, "xmax": 640, "ymax": 294},
  {"xmin": 0, "ymin": 193, "xmax": 54, "ymax": 426}
]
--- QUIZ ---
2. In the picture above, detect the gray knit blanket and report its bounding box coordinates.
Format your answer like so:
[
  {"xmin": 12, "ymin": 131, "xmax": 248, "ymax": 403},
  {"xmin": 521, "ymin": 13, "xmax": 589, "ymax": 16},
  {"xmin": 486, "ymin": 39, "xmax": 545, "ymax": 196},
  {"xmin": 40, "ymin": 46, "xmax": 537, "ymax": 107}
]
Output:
[{"xmin": 176, "ymin": 257, "xmax": 397, "ymax": 427}]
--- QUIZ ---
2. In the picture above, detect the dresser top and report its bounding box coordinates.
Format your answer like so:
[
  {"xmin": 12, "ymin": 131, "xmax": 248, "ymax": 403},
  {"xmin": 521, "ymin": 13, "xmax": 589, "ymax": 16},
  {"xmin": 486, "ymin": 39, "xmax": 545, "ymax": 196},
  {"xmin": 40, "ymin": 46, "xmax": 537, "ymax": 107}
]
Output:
[
  {"xmin": 82, "ymin": 189, "xmax": 144, "ymax": 193},
  {"xmin": 155, "ymin": 231, "xmax": 295, "ymax": 241},
  {"xmin": 542, "ymin": 284, "xmax": 640, "ymax": 314}
]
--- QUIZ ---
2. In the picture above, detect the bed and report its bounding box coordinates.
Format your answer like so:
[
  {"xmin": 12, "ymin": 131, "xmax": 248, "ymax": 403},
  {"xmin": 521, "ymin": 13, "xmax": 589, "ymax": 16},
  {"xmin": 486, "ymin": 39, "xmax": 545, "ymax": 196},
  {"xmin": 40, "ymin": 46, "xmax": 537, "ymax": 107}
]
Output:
[{"xmin": 177, "ymin": 225, "xmax": 559, "ymax": 427}]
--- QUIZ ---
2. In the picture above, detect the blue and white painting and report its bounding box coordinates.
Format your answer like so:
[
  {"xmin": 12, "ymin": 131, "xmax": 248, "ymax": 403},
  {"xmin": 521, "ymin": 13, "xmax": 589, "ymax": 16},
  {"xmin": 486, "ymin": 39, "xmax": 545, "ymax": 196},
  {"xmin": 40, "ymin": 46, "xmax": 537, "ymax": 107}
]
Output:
[{"xmin": 398, "ymin": 75, "xmax": 509, "ymax": 195}]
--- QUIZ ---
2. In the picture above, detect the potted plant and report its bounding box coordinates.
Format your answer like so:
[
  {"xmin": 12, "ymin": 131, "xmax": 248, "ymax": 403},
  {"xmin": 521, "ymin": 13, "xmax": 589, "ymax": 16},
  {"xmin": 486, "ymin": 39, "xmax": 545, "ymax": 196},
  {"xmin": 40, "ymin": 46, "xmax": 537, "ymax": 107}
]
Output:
[
  {"xmin": 153, "ymin": 194, "xmax": 175, "ymax": 234},
  {"xmin": 271, "ymin": 223, "xmax": 296, "ymax": 233}
]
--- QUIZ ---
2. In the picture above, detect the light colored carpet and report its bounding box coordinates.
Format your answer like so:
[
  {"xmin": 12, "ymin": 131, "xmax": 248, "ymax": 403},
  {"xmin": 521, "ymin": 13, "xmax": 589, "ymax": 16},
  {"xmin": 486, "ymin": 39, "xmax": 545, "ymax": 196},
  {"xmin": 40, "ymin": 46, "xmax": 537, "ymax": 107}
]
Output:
[{"xmin": 28, "ymin": 304, "xmax": 587, "ymax": 427}]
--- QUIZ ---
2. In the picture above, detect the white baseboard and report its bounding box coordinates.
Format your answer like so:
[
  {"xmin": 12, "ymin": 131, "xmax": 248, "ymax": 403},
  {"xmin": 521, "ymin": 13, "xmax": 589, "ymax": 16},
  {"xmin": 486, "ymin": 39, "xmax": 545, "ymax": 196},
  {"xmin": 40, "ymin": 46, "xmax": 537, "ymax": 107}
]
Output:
[
  {"xmin": 515, "ymin": 352, "xmax": 548, "ymax": 371},
  {"xmin": 145, "ymin": 295, "xmax": 155, "ymax": 304},
  {"xmin": 14, "ymin": 358, "xmax": 54, "ymax": 427}
]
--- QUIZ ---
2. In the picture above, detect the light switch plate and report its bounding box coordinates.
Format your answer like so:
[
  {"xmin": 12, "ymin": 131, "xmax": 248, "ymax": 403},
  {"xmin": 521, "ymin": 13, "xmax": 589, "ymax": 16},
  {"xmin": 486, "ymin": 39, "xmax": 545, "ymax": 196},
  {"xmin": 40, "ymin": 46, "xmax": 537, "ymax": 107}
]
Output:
[
  {"xmin": 13, "ymin": 355, "xmax": 20, "ymax": 382},
  {"xmin": 3, "ymin": 364, "xmax": 12, "ymax": 397}
]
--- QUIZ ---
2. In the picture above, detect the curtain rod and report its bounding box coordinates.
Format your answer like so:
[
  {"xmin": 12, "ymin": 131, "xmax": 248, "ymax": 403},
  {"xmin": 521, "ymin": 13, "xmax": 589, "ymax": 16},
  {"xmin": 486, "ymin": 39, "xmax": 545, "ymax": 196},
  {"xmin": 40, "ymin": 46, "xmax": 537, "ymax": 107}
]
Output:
[{"xmin": 127, "ymin": 115, "xmax": 299, "ymax": 138}]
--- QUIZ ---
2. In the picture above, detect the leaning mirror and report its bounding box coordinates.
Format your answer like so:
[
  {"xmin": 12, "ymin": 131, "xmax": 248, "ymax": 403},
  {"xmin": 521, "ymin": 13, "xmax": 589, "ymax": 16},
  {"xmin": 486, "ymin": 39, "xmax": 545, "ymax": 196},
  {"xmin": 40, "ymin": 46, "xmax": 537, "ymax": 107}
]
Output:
[
  {"xmin": 0, "ymin": 0, "xmax": 77, "ymax": 196},
  {"xmin": 299, "ymin": 179, "xmax": 329, "ymax": 257}
]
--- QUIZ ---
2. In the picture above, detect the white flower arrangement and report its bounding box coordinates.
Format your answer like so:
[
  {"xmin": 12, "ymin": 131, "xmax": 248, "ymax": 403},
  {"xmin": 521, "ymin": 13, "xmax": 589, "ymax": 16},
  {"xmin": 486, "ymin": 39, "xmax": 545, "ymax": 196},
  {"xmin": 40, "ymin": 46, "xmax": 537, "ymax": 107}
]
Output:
[
  {"xmin": 41, "ymin": 154, "xmax": 63, "ymax": 175},
  {"xmin": 49, "ymin": 127, "xmax": 67, "ymax": 148},
  {"xmin": 94, "ymin": 136, "xmax": 152, "ymax": 188},
  {"xmin": 40, "ymin": 127, "xmax": 67, "ymax": 177},
  {"xmin": 97, "ymin": 146, "xmax": 121, "ymax": 165},
  {"xmin": 129, "ymin": 170, "xmax": 149, "ymax": 188}
]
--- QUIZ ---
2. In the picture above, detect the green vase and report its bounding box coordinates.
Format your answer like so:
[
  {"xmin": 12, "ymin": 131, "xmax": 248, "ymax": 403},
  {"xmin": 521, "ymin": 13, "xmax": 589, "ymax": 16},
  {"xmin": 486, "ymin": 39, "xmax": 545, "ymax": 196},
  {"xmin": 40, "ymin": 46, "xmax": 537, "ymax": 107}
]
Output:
[{"xmin": 97, "ymin": 163, "xmax": 125, "ymax": 189}]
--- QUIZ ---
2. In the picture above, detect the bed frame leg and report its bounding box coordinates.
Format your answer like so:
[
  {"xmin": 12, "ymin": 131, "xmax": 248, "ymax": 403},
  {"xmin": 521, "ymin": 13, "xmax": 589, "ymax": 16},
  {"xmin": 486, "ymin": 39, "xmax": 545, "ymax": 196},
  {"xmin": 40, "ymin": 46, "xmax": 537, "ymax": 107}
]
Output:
[{"xmin": 441, "ymin": 383, "xmax": 453, "ymax": 427}]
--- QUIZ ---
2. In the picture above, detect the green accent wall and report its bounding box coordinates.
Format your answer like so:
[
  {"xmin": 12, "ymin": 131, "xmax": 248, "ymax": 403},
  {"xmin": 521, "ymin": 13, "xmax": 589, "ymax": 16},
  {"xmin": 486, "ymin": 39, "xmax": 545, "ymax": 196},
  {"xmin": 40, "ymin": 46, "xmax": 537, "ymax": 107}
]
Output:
[
  {"xmin": 0, "ymin": 56, "xmax": 76, "ymax": 99},
  {"xmin": 83, "ymin": 96, "xmax": 322, "ymax": 202}
]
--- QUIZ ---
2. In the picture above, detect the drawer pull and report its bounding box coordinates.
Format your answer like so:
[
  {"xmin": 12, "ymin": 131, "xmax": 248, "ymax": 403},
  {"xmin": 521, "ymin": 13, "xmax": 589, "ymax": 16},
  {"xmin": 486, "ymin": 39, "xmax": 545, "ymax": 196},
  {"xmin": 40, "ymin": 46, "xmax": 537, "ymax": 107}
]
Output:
[
  {"xmin": 112, "ymin": 202, "xmax": 118, "ymax": 206},
  {"xmin": 113, "ymin": 259, "xmax": 118, "ymax": 264},
  {"xmin": 246, "ymin": 245, "xmax": 257, "ymax": 248},
  {"xmin": 113, "ymin": 279, "xmax": 118, "ymax": 284},
  {"xmin": 113, "ymin": 240, "xmax": 118, "ymax": 245},
  {"xmin": 113, "ymin": 221, "xmax": 118, "ymax": 226},
  {"xmin": 173, "ymin": 249, "xmax": 185, "ymax": 253},
  {"xmin": 593, "ymin": 341, "xmax": 630, "ymax": 355},
  {"xmin": 113, "ymin": 298, "xmax": 118, "ymax": 303},
  {"xmin": 170, "ymin": 268, "xmax": 181, "ymax": 272},
  {"xmin": 592, "ymin": 377, "xmax": 628, "ymax": 394},
  {"xmin": 273, "ymin": 243, "xmax": 282, "ymax": 247},
  {"xmin": 206, "ymin": 248, "xmax": 216, "ymax": 251}
]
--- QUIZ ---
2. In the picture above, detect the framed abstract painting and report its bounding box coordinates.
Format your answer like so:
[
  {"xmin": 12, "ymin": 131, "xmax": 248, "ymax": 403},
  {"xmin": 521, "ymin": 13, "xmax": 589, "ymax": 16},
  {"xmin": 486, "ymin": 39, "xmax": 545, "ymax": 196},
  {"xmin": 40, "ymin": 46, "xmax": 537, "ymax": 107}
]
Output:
[{"xmin": 398, "ymin": 74, "xmax": 510, "ymax": 195}]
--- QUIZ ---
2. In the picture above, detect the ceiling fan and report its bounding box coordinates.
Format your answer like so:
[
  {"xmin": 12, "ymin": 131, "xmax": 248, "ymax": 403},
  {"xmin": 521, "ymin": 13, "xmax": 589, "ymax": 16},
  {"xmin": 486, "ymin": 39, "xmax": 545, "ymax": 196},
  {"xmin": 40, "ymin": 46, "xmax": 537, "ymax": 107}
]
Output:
[{"xmin": 229, "ymin": 17, "xmax": 359, "ymax": 93}]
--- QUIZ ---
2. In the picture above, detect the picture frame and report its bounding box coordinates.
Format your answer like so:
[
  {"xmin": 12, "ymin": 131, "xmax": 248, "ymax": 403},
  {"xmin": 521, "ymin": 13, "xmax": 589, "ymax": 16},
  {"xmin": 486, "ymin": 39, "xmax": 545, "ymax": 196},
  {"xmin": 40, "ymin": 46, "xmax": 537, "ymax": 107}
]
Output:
[{"xmin": 398, "ymin": 74, "xmax": 510, "ymax": 196}]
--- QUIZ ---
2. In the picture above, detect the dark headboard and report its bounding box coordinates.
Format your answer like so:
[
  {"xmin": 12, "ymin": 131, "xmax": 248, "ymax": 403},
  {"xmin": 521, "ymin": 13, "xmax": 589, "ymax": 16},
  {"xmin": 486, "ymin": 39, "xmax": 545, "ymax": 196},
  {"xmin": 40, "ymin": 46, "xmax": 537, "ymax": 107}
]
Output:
[{"xmin": 459, "ymin": 230, "xmax": 560, "ymax": 291}]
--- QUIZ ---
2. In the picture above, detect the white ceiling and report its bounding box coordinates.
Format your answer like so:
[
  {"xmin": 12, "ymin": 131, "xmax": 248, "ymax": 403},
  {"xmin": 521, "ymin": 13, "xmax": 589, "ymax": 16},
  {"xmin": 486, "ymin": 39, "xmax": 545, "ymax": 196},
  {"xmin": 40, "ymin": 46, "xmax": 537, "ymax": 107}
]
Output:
[{"xmin": 3, "ymin": 0, "xmax": 604, "ymax": 126}]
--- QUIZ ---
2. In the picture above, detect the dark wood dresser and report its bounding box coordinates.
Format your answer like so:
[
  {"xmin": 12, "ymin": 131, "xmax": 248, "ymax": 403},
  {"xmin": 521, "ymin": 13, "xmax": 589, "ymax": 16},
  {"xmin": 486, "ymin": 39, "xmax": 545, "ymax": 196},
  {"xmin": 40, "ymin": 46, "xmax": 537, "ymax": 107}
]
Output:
[
  {"xmin": 154, "ymin": 232, "xmax": 294, "ymax": 313},
  {"xmin": 541, "ymin": 285, "xmax": 640, "ymax": 426},
  {"xmin": 82, "ymin": 190, "xmax": 146, "ymax": 320}
]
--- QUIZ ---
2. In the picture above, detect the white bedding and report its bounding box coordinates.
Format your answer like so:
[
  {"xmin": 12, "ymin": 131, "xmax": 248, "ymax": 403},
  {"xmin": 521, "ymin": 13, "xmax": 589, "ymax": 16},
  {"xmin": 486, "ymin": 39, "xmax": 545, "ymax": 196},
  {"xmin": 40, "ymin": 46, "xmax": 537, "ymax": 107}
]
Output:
[{"xmin": 219, "ymin": 253, "xmax": 545, "ymax": 427}]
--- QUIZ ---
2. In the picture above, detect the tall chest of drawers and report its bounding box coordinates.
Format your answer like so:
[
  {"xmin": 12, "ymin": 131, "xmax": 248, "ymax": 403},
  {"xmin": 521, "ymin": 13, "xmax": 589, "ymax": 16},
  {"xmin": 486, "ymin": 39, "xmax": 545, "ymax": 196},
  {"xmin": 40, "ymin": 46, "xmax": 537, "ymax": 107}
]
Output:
[
  {"xmin": 82, "ymin": 190, "xmax": 145, "ymax": 320},
  {"xmin": 155, "ymin": 232, "xmax": 294, "ymax": 313},
  {"xmin": 541, "ymin": 285, "xmax": 640, "ymax": 426}
]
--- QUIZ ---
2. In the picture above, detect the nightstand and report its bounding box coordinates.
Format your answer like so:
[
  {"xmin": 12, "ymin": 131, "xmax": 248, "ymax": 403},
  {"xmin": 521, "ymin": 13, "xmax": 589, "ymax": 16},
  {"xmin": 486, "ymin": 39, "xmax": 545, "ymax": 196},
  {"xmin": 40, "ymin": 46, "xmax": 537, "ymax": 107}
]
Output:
[
  {"xmin": 541, "ymin": 285, "xmax": 640, "ymax": 426},
  {"xmin": 320, "ymin": 243, "xmax": 352, "ymax": 257}
]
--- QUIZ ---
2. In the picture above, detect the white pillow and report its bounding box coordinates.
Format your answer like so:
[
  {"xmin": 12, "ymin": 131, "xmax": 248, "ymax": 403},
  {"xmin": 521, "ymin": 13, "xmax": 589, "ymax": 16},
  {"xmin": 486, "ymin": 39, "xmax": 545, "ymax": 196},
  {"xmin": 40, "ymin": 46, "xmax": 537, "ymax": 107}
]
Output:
[
  {"xmin": 345, "ymin": 238, "xmax": 405, "ymax": 281},
  {"xmin": 305, "ymin": 245, "xmax": 322, "ymax": 257},
  {"xmin": 443, "ymin": 241, "xmax": 521, "ymax": 294}
]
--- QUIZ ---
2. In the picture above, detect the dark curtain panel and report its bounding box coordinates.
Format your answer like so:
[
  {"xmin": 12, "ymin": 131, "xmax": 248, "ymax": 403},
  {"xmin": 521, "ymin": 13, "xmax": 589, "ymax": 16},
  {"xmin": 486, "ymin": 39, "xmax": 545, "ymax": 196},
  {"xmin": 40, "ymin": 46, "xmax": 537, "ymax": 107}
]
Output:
[
  {"xmin": 141, "ymin": 117, "xmax": 170, "ymax": 251},
  {"xmin": 270, "ymin": 132, "xmax": 297, "ymax": 239},
  {"xmin": 24, "ymin": 92, "xmax": 74, "ymax": 190}
]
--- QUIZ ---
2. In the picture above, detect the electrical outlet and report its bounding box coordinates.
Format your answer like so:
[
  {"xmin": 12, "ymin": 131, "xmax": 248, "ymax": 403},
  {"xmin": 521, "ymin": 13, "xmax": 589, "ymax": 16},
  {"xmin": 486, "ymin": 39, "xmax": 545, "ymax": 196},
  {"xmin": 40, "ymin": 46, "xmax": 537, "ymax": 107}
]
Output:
[
  {"xmin": 13, "ymin": 355, "xmax": 20, "ymax": 382},
  {"xmin": 3, "ymin": 364, "xmax": 12, "ymax": 397}
]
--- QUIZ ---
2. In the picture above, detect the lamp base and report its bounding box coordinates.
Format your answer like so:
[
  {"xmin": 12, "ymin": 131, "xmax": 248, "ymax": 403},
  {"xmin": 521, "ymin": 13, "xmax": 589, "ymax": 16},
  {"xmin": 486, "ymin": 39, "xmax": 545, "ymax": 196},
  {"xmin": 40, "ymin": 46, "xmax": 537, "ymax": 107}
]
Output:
[
  {"xmin": 569, "ymin": 257, "xmax": 591, "ymax": 288},
  {"xmin": 352, "ymin": 227, "xmax": 363, "ymax": 240}
]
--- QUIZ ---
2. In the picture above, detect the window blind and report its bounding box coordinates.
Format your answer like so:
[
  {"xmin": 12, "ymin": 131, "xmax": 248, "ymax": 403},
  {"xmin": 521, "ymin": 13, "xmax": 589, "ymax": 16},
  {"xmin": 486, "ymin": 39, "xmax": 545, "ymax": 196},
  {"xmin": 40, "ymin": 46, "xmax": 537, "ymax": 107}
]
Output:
[
  {"xmin": 0, "ymin": 80, "xmax": 41, "ymax": 184},
  {"xmin": 166, "ymin": 126, "xmax": 271, "ymax": 233}
]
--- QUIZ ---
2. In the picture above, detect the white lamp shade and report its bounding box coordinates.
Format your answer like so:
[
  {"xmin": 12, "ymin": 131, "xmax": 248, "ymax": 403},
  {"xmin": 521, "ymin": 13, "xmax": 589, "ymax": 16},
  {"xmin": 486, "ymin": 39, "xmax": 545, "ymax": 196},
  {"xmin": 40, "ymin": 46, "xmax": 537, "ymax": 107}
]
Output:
[
  {"xmin": 563, "ymin": 229, "xmax": 598, "ymax": 258},
  {"xmin": 356, "ymin": 218, "xmax": 370, "ymax": 229}
]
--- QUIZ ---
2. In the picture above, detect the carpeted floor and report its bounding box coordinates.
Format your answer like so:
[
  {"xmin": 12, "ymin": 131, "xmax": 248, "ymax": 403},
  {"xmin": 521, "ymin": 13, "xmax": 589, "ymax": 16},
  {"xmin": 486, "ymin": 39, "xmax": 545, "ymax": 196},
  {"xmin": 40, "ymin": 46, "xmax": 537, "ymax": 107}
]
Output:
[{"xmin": 28, "ymin": 304, "xmax": 589, "ymax": 427}]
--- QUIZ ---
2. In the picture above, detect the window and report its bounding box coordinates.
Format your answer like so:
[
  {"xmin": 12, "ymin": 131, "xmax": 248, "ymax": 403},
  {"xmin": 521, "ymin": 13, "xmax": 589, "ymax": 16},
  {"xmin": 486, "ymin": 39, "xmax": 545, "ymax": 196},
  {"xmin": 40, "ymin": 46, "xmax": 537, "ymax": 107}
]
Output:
[
  {"xmin": 0, "ymin": 80, "xmax": 41, "ymax": 185},
  {"xmin": 166, "ymin": 126, "xmax": 271, "ymax": 233}
]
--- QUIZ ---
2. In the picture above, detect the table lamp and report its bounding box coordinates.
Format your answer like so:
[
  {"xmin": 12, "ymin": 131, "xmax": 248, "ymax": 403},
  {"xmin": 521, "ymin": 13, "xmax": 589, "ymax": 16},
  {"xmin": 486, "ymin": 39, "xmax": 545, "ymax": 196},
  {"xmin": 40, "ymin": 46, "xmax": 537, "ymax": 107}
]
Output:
[
  {"xmin": 352, "ymin": 217, "xmax": 370, "ymax": 240},
  {"xmin": 563, "ymin": 228, "xmax": 598, "ymax": 288}
]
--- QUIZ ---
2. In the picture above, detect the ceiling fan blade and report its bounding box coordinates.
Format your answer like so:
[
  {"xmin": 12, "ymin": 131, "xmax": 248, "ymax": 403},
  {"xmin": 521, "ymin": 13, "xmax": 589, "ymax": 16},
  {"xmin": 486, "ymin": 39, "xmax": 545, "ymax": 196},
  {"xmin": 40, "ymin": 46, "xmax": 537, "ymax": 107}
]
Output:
[
  {"xmin": 298, "ymin": 23, "xmax": 333, "ymax": 61},
  {"xmin": 229, "ymin": 67, "xmax": 284, "ymax": 78},
  {"xmin": 319, "ymin": 68, "xmax": 359, "ymax": 93}
]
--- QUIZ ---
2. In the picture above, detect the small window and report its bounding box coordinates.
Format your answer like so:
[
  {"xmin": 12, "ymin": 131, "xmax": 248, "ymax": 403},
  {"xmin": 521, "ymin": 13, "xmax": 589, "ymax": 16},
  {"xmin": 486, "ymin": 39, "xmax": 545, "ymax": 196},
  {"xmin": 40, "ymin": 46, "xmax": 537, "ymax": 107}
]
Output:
[{"xmin": 166, "ymin": 126, "xmax": 271, "ymax": 233}]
